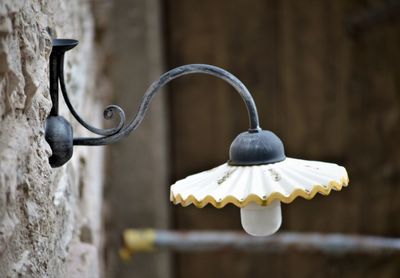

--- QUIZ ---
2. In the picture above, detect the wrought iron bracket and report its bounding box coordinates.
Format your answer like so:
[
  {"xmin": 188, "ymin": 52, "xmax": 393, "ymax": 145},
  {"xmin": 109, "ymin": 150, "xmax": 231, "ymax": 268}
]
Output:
[{"xmin": 45, "ymin": 38, "xmax": 285, "ymax": 168}]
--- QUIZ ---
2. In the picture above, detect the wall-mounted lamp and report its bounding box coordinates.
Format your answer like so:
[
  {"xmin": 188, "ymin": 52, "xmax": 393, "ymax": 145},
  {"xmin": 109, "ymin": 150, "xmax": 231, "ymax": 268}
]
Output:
[{"xmin": 46, "ymin": 39, "xmax": 349, "ymax": 236}]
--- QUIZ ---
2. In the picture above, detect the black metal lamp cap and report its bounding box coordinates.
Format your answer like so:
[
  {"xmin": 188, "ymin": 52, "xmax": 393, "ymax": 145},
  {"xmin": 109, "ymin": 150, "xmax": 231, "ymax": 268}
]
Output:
[
  {"xmin": 51, "ymin": 39, "xmax": 79, "ymax": 53},
  {"xmin": 229, "ymin": 130, "xmax": 286, "ymax": 166}
]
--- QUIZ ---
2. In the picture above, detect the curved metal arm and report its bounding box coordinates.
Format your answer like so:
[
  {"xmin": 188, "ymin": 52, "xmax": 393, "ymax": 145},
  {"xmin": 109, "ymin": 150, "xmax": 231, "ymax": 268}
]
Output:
[
  {"xmin": 73, "ymin": 64, "xmax": 261, "ymax": 146},
  {"xmin": 58, "ymin": 53, "xmax": 126, "ymax": 136}
]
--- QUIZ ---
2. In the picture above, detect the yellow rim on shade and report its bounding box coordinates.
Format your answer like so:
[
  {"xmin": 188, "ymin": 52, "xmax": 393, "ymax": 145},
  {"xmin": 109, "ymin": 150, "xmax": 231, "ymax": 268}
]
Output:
[{"xmin": 170, "ymin": 175, "xmax": 349, "ymax": 209}]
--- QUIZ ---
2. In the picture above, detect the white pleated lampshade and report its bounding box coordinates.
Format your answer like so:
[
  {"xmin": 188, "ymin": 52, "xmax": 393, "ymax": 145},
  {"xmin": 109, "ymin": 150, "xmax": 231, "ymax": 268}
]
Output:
[{"xmin": 170, "ymin": 158, "xmax": 349, "ymax": 208}]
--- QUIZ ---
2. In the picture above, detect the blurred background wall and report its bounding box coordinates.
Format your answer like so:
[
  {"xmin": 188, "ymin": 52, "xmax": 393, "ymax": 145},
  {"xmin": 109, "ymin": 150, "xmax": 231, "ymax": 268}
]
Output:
[
  {"xmin": 104, "ymin": 0, "xmax": 171, "ymax": 277},
  {"xmin": 105, "ymin": 0, "xmax": 400, "ymax": 277}
]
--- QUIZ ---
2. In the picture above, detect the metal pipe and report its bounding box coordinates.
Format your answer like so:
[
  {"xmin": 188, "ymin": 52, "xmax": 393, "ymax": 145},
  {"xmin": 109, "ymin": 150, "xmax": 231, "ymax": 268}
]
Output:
[{"xmin": 120, "ymin": 229, "xmax": 400, "ymax": 259}]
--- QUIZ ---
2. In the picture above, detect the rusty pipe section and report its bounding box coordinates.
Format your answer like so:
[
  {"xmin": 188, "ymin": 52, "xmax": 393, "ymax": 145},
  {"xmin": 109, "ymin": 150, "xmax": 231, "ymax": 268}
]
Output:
[{"xmin": 120, "ymin": 229, "xmax": 400, "ymax": 259}]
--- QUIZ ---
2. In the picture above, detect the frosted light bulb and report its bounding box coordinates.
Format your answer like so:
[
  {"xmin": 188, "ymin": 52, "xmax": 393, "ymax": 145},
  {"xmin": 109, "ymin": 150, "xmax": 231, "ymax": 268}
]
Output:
[{"xmin": 240, "ymin": 200, "xmax": 282, "ymax": 236}]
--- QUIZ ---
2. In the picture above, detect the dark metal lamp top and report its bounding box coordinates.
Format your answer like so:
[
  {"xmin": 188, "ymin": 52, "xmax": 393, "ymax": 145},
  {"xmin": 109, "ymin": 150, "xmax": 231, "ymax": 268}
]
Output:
[{"xmin": 229, "ymin": 130, "xmax": 286, "ymax": 166}]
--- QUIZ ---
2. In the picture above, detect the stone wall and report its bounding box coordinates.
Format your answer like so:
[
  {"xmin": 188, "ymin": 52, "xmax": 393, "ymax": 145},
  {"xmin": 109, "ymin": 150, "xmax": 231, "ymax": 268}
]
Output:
[{"xmin": 0, "ymin": 1, "xmax": 106, "ymax": 277}]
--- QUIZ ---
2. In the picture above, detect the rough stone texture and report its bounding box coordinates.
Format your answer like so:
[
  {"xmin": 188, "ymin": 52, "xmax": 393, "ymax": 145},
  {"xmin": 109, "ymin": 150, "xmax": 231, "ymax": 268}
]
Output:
[{"xmin": 0, "ymin": 1, "xmax": 106, "ymax": 277}]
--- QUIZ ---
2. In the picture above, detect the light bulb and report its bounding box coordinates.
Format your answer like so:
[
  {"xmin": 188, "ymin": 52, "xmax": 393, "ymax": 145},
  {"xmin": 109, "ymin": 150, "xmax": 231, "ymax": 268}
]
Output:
[{"xmin": 240, "ymin": 200, "xmax": 282, "ymax": 236}]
